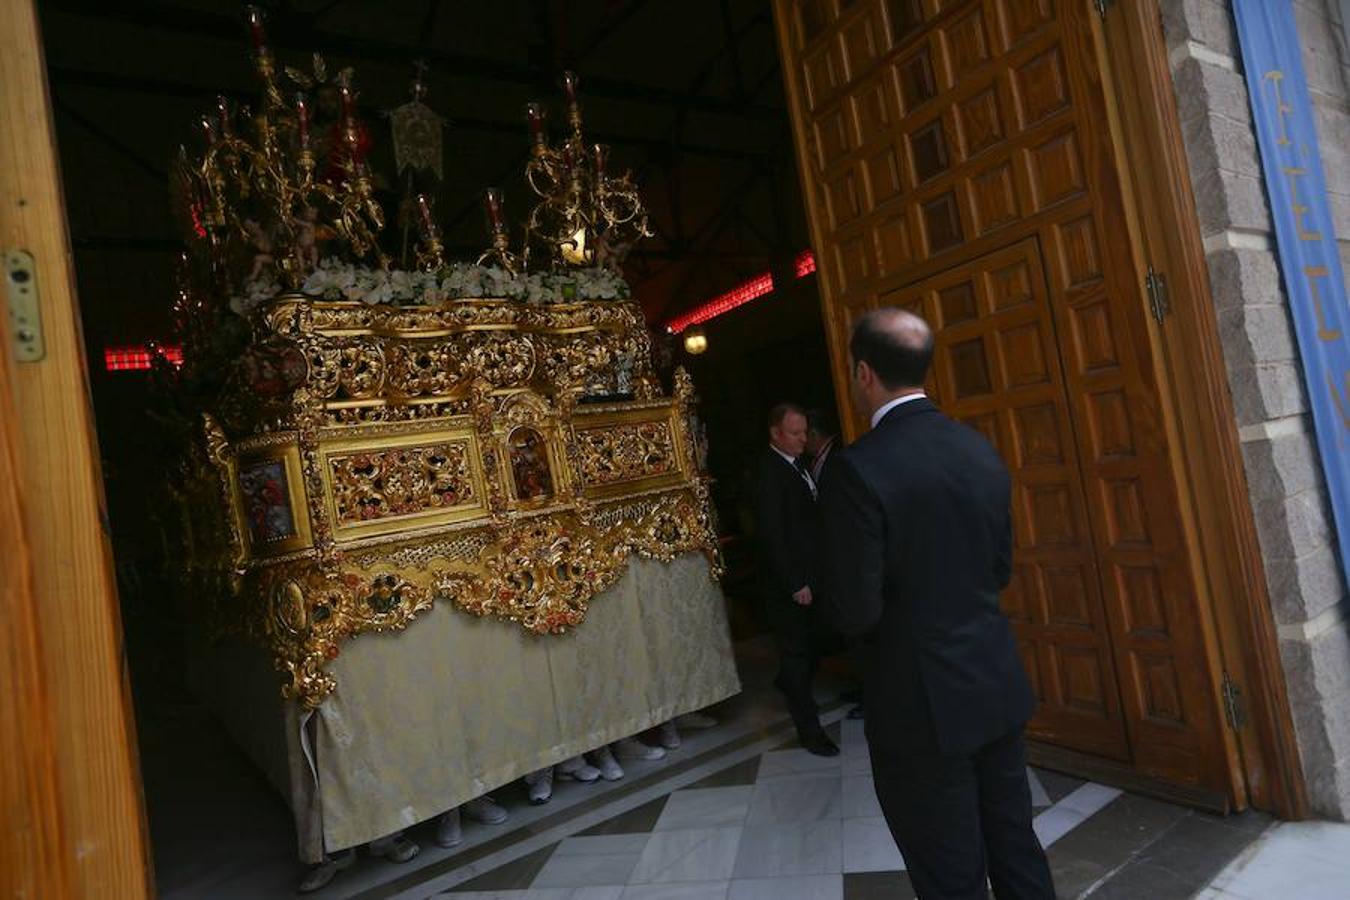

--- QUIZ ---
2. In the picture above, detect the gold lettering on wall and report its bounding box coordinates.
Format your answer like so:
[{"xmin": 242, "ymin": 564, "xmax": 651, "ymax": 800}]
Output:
[
  {"xmin": 1306, "ymin": 266, "xmax": 1341, "ymax": 341},
  {"xmin": 1265, "ymin": 70, "xmax": 1293, "ymax": 146},
  {"xmin": 1281, "ymin": 167, "xmax": 1322, "ymax": 241}
]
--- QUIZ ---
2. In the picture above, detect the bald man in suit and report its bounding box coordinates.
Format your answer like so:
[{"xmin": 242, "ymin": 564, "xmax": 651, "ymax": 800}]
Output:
[{"xmin": 819, "ymin": 309, "xmax": 1053, "ymax": 899}]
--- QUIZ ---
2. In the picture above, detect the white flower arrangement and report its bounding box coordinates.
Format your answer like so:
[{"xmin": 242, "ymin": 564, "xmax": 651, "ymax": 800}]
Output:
[
  {"xmin": 435, "ymin": 262, "xmax": 630, "ymax": 304},
  {"xmin": 229, "ymin": 271, "xmax": 286, "ymax": 316},
  {"xmin": 228, "ymin": 258, "xmax": 631, "ymax": 316}
]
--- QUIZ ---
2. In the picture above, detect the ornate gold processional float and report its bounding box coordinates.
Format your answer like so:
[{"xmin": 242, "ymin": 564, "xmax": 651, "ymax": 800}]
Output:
[{"xmin": 163, "ymin": 6, "xmax": 728, "ymax": 729}]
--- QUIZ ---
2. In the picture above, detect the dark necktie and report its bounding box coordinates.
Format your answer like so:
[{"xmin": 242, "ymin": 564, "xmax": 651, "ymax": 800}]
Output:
[{"xmin": 794, "ymin": 457, "xmax": 818, "ymax": 499}]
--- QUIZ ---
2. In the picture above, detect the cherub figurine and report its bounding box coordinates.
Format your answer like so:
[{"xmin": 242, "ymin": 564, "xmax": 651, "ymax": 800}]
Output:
[
  {"xmin": 294, "ymin": 205, "xmax": 321, "ymax": 271},
  {"xmin": 244, "ymin": 218, "xmax": 275, "ymax": 282},
  {"xmin": 593, "ymin": 229, "xmax": 633, "ymax": 275}
]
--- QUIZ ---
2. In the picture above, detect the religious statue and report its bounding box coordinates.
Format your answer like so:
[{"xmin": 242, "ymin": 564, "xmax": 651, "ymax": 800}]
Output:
[
  {"xmin": 244, "ymin": 218, "xmax": 276, "ymax": 282},
  {"xmin": 294, "ymin": 205, "xmax": 321, "ymax": 271},
  {"xmin": 593, "ymin": 229, "xmax": 634, "ymax": 275}
]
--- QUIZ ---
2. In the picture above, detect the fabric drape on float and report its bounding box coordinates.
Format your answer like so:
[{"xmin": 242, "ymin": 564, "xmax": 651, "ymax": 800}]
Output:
[{"xmin": 198, "ymin": 553, "xmax": 739, "ymax": 861}]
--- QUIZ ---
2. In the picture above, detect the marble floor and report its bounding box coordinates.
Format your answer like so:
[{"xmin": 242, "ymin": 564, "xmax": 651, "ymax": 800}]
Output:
[
  {"xmin": 143, "ymin": 636, "xmax": 1272, "ymax": 900},
  {"xmin": 1196, "ymin": 819, "xmax": 1350, "ymax": 899},
  {"xmin": 403, "ymin": 717, "xmax": 1270, "ymax": 900}
]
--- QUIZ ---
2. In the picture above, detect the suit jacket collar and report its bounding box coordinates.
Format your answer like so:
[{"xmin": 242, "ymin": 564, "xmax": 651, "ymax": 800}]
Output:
[
  {"xmin": 765, "ymin": 446, "xmax": 815, "ymax": 497},
  {"xmin": 875, "ymin": 396, "xmax": 937, "ymax": 429},
  {"xmin": 768, "ymin": 445, "xmax": 800, "ymax": 470}
]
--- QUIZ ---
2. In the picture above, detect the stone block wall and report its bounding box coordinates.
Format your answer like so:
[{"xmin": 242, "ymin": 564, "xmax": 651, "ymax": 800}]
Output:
[{"xmin": 1161, "ymin": 0, "xmax": 1350, "ymax": 818}]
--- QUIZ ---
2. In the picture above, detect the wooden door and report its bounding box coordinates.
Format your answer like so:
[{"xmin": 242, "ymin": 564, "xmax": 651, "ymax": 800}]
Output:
[
  {"xmin": 885, "ymin": 237, "xmax": 1129, "ymax": 760},
  {"xmin": 1, "ymin": 0, "xmax": 153, "ymax": 894},
  {"xmin": 774, "ymin": 0, "xmax": 1231, "ymax": 793}
]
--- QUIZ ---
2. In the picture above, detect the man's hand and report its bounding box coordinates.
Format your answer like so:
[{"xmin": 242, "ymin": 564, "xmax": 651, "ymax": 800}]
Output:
[{"xmin": 793, "ymin": 586, "xmax": 813, "ymax": 607}]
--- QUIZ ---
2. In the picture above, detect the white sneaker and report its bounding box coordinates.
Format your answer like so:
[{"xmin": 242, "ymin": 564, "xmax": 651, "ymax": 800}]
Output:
[
  {"xmin": 557, "ymin": 755, "xmax": 602, "ymax": 783},
  {"xmin": 590, "ymin": 746, "xmax": 625, "ymax": 781},
  {"xmin": 464, "ymin": 795, "xmax": 509, "ymax": 825},
  {"xmin": 434, "ymin": 808, "xmax": 463, "ymax": 848},
  {"xmin": 614, "ymin": 737, "xmax": 666, "ymax": 761},
  {"xmin": 524, "ymin": 767, "xmax": 554, "ymax": 804},
  {"xmin": 676, "ymin": 711, "xmax": 718, "ymax": 729},
  {"xmin": 658, "ymin": 720, "xmax": 681, "ymax": 750}
]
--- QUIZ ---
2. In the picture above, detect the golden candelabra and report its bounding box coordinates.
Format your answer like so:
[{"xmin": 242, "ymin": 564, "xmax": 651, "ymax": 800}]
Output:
[
  {"xmin": 477, "ymin": 187, "xmax": 523, "ymax": 274},
  {"xmin": 190, "ymin": 6, "xmax": 386, "ymax": 289},
  {"xmin": 413, "ymin": 193, "xmax": 446, "ymax": 271},
  {"xmin": 520, "ymin": 72, "xmax": 652, "ymax": 272}
]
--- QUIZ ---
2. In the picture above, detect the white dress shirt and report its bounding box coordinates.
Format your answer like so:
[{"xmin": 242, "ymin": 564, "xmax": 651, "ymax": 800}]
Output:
[{"xmin": 870, "ymin": 392, "xmax": 928, "ymax": 429}]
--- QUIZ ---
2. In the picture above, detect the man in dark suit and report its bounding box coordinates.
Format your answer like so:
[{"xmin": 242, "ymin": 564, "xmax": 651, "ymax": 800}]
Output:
[
  {"xmin": 805, "ymin": 407, "xmax": 865, "ymax": 721},
  {"xmin": 753, "ymin": 402, "xmax": 839, "ymax": 757},
  {"xmin": 805, "ymin": 408, "xmax": 840, "ymax": 485},
  {"xmin": 819, "ymin": 309, "xmax": 1054, "ymax": 899}
]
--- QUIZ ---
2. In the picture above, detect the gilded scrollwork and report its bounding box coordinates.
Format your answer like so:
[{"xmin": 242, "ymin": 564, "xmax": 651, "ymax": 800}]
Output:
[
  {"xmin": 385, "ymin": 341, "xmax": 459, "ymax": 397},
  {"xmin": 337, "ymin": 340, "xmax": 388, "ymax": 398},
  {"xmin": 459, "ymin": 331, "xmax": 536, "ymax": 388},
  {"xmin": 250, "ymin": 486, "xmax": 719, "ymax": 707},
  {"xmin": 183, "ymin": 299, "xmax": 721, "ymax": 709},
  {"xmin": 258, "ymin": 566, "xmax": 435, "ymax": 705},
  {"xmin": 328, "ymin": 441, "xmax": 476, "ymax": 525},
  {"xmin": 574, "ymin": 421, "xmax": 677, "ymax": 487},
  {"xmin": 233, "ymin": 300, "xmax": 657, "ymax": 439},
  {"xmin": 302, "ymin": 341, "xmax": 343, "ymax": 400}
]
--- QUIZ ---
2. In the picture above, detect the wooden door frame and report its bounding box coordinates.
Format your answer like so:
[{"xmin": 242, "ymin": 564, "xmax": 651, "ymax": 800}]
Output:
[
  {"xmin": 1092, "ymin": 0, "xmax": 1308, "ymax": 819},
  {"xmin": 0, "ymin": 310, "xmax": 72, "ymax": 900},
  {"xmin": 771, "ymin": 0, "xmax": 1307, "ymax": 818},
  {"xmin": 0, "ymin": 0, "xmax": 155, "ymax": 894}
]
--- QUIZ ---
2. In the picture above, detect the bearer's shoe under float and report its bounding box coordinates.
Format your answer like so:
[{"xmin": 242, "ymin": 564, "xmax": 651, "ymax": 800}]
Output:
[
  {"xmin": 525, "ymin": 767, "xmax": 555, "ymax": 805},
  {"xmin": 296, "ymin": 848, "xmax": 355, "ymax": 893},
  {"xmin": 464, "ymin": 795, "xmax": 510, "ymax": 825},
  {"xmin": 557, "ymin": 755, "xmax": 602, "ymax": 783},
  {"xmin": 369, "ymin": 832, "xmax": 420, "ymax": 863},
  {"xmin": 614, "ymin": 737, "xmax": 666, "ymax": 761},
  {"xmin": 590, "ymin": 746, "xmax": 625, "ymax": 781},
  {"xmin": 434, "ymin": 808, "xmax": 464, "ymax": 848}
]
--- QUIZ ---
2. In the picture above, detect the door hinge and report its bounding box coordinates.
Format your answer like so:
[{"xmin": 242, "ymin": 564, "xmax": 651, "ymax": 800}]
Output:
[
  {"xmin": 1094, "ymin": 0, "xmax": 1113, "ymax": 19},
  {"xmin": 1145, "ymin": 264, "xmax": 1170, "ymax": 325},
  {"xmin": 5, "ymin": 249, "xmax": 45, "ymax": 363},
  {"xmin": 1222, "ymin": 672, "xmax": 1247, "ymax": 731}
]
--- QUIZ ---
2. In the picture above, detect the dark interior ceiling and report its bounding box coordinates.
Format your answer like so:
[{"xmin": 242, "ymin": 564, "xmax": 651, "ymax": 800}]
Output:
[{"xmin": 39, "ymin": 0, "xmax": 813, "ymax": 342}]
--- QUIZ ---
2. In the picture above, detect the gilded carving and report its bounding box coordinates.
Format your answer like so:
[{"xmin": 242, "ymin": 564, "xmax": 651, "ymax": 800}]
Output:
[
  {"xmin": 249, "ymin": 488, "xmax": 719, "ymax": 706},
  {"xmin": 575, "ymin": 421, "xmax": 677, "ymax": 486},
  {"xmin": 328, "ymin": 440, "xmax": 476, "ymax": 525},
  {"xmin": 177, "ymin": 300, "xmax": 719, "ymax": 708},
  {"xmin": 247, "ymin": 299, "xmax": 655, "ymax": 416}
]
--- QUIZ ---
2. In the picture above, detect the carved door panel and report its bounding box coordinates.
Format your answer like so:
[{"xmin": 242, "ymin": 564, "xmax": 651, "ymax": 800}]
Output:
[
  {"xmin": 774, "ymin": 0, "xmax": 1228, "ymax": 790},
  {"xmin": 885, "ymin": 238, "xmax": 1128, "ymax": 759}
]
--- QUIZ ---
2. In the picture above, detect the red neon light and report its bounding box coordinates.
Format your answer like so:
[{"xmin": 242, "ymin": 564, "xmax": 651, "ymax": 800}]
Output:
[
  {"xmin": 794, "ymin": 249, "xmax": 816, "ymax": 277},
  {"xmin": 104, "ymin": 344, "xmax": 184, "ymax": 372},
  {"xmin": 666, "ymin": 271, "xmax": 774, "ymax": 334},
  {"xmin": 665, "ymin": 248, "xmax": 817, "ymax": 334}
]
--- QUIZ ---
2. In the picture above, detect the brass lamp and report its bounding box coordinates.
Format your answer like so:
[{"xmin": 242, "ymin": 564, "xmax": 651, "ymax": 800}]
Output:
[{"xmin": 683, "ymin": 326, "xmax": 708, "ymax": 355}]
